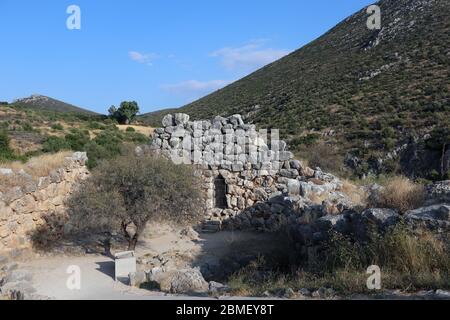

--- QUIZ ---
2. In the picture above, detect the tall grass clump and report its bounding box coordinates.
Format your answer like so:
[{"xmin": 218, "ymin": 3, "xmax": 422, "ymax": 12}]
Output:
[
  {"xmin": 372, "ymin": 176, "xmax": 425, "ymax": 213},
  {"xmin": 227, "ymin": 225, "xmax": 450, "ymax": 296}
]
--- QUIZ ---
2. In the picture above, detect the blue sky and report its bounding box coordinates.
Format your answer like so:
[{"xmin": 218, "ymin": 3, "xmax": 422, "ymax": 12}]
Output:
[{"xmin": 0, "ymin": 0, "xmax": 375, "ymax": 114}]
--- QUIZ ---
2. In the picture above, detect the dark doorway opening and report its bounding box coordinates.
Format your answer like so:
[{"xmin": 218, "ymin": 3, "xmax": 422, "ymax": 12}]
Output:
[{"xmin": 214, "ymin": 176, "xmax": 227, "ymax": 209}]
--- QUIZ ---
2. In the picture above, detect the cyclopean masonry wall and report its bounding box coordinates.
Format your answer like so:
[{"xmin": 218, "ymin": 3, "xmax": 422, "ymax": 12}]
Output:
[
  {"xmin": 0, "ymin": 152, "xmax": 89, "ymax": 254},
  {"xmin": 144, "ymin": 113, "xmax": 345, "ymax": 232}
]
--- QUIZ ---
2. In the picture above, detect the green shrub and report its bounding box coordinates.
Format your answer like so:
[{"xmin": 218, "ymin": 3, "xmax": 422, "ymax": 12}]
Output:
[
  {"xmin": 22, "ymin": 122, "xmax": 34, "ymax": 132},
  {"xmin": 123, "ymin": 131, "xmax": 149, "ymax": 144},
  {"xmin": 429, "ymin": 169, "xmax": 440, "ymax": 181},
  {"xmin": 290, "ymin": 134, "xmax": 320, "ymax": 148},
  {"xmin": 64, "ymin": 129, "xmax": 90, "ymax": 151},
  {"xmin": 42, "ymin": 136, "xmax": 70, "ymax": 153},
  {"xmin": 0, "ymin": 130, "xmax": 16, "ymax": 160},
  {"xmin": 382, "ymin": 127, "xmax": 395, "ymax": 139},
  {"xmin": 126, "ymin": 127, "xmax": 135, "ymax": 132},
  {"xmin": 87, "ymin": 121, "xmax": 106, "ymax": 130},
  {"xmin": 85, "ymin": 130, "xmax": 124, "ymax": 168},
  {"xmin": 84, "ymin": 142, "xmax": 111, "ymax": 168},
  {"xmin": 64, "ymin": 152, "xmax": 206, "ymax": 250},
  {"xmin": 51, "ymin": 123, "xmax": 64, "ymax": 131}
]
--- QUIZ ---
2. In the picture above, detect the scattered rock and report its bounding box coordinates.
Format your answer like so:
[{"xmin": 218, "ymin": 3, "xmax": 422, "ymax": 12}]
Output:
[
  {"xmin": 435, "ymin": 289, "xmax": 450, "ymax": 299},
  {"xmin": 1, "ymin": 262, "xmax": 18, "ymax": 273},
  {"xmin": 312, "ymin": 287, "xmax": 335, "ymax": 299},
  {"xmin": 361, "ymin": 208, "xmax": 400, "ymax": 227},
  {"xmin": 298, "ymin": 288, "xmax": 312, "ymax": 297},
  {"xmin": 208, "ymin": 281, "xmax": 230, "ymax": 295},
  {"xmin": 282, "ymin": 287, "xmax": 296, "ymax": 298},
  {"xmin": 405, "ymin": 205, "xmax": 450, "ymax": 230},
  {"xmin": 3, "ymin": 269, "xmax": 32, "ymax": 284},
  {"xmin": 129, "ymin": 271, "xmax": 147, "ymax": 287},
  {"xmin": 0, "ymin": 280, "xmax": 38, "ymax": 300},
  {"xmin": 179, "ymin": 227, "xmax": 199, "ymax": 240},
  {"xmin": 153, "ymin": 268, "xmax": 208, "ymax": 294}
]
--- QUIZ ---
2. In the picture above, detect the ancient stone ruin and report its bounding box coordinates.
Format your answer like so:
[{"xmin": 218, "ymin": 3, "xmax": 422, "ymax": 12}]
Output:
[
  {"xmin": 147, "ymin": 113, "xmax": 345, "ymax": 232},
  {"xmin": 147, "ymin": 113, "xmax": 450, "ymax": 254},
  {"xmin": 0, "ymin": 153, "xmax": 89, "ymax": 253}
]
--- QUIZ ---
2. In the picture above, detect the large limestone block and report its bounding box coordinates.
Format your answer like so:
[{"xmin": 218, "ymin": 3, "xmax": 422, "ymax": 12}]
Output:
[
  {"xmin": 174, "ymin": 113, "xmax": 190, "ymax": 126},
  {"xmin": 162, "ymin": 114, "xmax": 175, "ymax": 127},
  {"xmin": 152, "ymin": 268, "xmax": 208, "ymax": 294}
]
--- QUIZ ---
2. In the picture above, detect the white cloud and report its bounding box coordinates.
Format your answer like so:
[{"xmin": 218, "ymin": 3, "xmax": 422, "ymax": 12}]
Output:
[
  {"xmin": 210, "ymin": 40, "xmax": 291, "ymax": 72},
  {"xmin": 128, "ymin": 51, "xmax": 159, "ymax": 66},
  {"xmin": 161, "ymin": 79, "xmax": 231, "ymax": 98}
]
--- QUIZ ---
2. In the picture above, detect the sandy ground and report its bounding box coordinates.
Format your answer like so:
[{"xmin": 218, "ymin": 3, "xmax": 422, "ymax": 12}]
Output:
[
  {"xmin": 22, "ymin": 255, "xmax": 176, "ymax": 300},
  {"xmin": 19, "ymin": 228, "xmax": 278, "ymax": 300},
  {"xmin": 116, "ymin": 125, "xmax": 154, "ymax": 136}
]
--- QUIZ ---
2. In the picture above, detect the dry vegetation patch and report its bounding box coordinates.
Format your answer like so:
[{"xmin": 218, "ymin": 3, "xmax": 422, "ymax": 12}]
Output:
[
  {"xmin": 227, "ymin": 226, "xmax": 450, "ymax": 296},
  {"xmin": 340, "ymin": 180, "xmax": 368, "ymax": 207},
  {"xmin": 117, "ymin": 125, "xmax": 154, "ymax": 136},
  {"xmin": 373, "ymin": 176, "xmax": 425, "ymax": 213},
  {"xmin": 6, "ymin": 151, "xmax": 72, "ymax": 178}
]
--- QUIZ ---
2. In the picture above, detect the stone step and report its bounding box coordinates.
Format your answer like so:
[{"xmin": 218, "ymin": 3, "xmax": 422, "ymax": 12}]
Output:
[{"xmin": 201, "ymin": 221, "xmax": 222, "ymax": 233}]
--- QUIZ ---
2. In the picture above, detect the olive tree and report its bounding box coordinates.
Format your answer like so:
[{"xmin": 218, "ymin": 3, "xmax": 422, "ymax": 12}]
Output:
[
  {"xmin": 108, "ymin": 101, "xmax": 140, "ymax": 124},
  {"xmin": 67, "ymin": 152, "xmax": 206, "ymax": 250}
]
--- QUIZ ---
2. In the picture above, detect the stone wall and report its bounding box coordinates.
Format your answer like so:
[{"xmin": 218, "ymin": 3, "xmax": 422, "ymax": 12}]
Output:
[
  {"xmin": 0, "ymin": 153, "xmax": 89, "ymax": 253},
  {"xmin": 147, "ymin": 113, "xmax": 345, "ymax": 231}
]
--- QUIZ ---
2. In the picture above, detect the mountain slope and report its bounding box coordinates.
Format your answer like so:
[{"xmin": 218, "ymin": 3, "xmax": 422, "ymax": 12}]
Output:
[
  {"xmin": 13, "ymin": 94, "xmax": 97, "ymax": 115},
  {"xmin": 144, "ymin": 0, "xmax": 450, "ymax": 178}
]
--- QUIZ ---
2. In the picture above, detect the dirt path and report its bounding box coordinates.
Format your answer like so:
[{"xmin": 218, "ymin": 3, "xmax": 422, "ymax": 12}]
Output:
[
  {"xmin": 19, "ymin": 229, "xmax": 279, "ymax": 300},
  {"xmin": 21, "ymin": 255, "xmax": 176, "ymax": 300}
]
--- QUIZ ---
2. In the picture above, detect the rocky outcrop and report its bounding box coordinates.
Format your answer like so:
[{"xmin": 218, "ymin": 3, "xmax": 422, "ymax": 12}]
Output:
[
  {"xmin": 405, "ymin": 204, "xmax": 450, "ymax": 231},
  {"xmin": 0, "ymin": 153, "xmax": 89, "ymax": 254},
  {"xmin": 426, "ymin": 181, "xmax": 450, "ymax": 205}
]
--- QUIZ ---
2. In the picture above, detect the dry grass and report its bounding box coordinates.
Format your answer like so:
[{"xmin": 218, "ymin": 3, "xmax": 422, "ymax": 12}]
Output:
[
  {"xmin": 341, "ymin": 180, "xmax": 368, "ymax": 207},
  {"xmin": 117, "ymin": 125, "xmax": 154, "ymax": 136},
  {"xmin": 298, "ymin": 142, "xmax": 344, "ymax": 175},
  {"xmin": 374, "ymin": 176, "xmax": 425, "ymax": 213},
  {"xmin": 1, "ymin": 151, "xmax": 72, "ymax": 179},
  {"xmin": 227, "ymin": 226, "xmax": 450, "ymax": 296},
  {"xmin": 307, "ymin": 192, "xmax": 330, "ymax": 204}
]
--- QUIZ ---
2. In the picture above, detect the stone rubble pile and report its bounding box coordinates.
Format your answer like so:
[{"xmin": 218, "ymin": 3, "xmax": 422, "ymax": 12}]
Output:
[{"xmin": 0, "ymin": 255, "xmax": 49, "ymax": 300}]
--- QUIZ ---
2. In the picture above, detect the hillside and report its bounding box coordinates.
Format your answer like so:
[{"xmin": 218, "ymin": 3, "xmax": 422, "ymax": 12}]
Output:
[
  {"xmin": 0, "ymin": 103, "xmax": 151, "ymax": 168},
  {"xmin": 143, "ymin": 0, "xmax": 450, "ymax": 179},
  {"xmin": 13, "ymin": 94, "xmax": 98, "ymax": 115}
]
